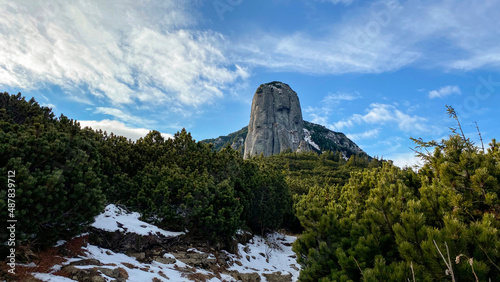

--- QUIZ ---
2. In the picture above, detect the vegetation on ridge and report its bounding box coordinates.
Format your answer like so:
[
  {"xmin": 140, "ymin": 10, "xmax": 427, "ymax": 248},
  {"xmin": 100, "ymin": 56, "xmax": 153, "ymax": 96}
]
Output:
[
  {"xmin": 292, "ymin": 107, "xmax": 500, "ymax": 281},
  {"xmin": 1, "ymin": 92, "xmax": 499, "ymax": 281},
  {"xmin": 200, "ymin": 121, "xmax": 368, "ymax": 159},
  {"xmin": 0, "ymin": 92, "xmax": 293, "ymax": 257}
]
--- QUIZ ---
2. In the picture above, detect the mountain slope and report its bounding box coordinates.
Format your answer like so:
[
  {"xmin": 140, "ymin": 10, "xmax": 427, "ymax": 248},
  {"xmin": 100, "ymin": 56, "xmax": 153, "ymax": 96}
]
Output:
[
  {"xmin": 201, "ymin": 126, "xmax": 247, "ymax": 153},
  {"xmin": 202, "ymin": 81, "xmax": 368, "ymax": 159},
  {"xmin": 201, "ymin": 120, "xmax": 367, "ymax": 159},
  {"xmin": 303, "ymin": 121, "xmax": 365, "ymax": 158}
]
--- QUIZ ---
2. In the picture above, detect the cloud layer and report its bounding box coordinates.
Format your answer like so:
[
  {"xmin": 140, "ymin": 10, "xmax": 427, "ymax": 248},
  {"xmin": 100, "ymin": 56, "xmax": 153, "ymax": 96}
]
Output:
[
  {"xmin": 79, "ymin": 119, "xmax": 172, "ymax": 141},
  {"xmin": 331, "ymin": 103, "xmax": 429, "ymax": 133},
  {"xmin": 236, "ymin": 0, "xmax": 500, "ymax": 74},
  {"xmin": 428, "ymin": 85, "xmax": 461, "ymax": 99},
  {"xmin": 0, "ymin": 0, "xmax": 247, "ymax": 108},
  {"xmin": 315, "ymin": 0, "xmax": 354, "ymax": 5}
]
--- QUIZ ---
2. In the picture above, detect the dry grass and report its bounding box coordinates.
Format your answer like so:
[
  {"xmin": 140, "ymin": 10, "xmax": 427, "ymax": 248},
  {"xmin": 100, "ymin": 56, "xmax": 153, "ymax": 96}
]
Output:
[{"xmin": 0, "ymin": 235, "xmax": 89, "ymax": 281}]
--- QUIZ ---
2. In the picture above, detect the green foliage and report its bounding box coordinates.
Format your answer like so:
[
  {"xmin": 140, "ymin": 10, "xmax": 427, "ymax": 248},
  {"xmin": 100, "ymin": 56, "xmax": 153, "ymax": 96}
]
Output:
[
  {"xmin": 125, "ymin": 130, "xmax": 245, "ymax": 241},
  {"xmin": 293, "ymin": 108, "xmax": 500, "ymax": 281},
  {"xmin": 98, "ymin": 128, "xmax": 294, "ymax": 241},
  {"xmin": 293, "ymin": 164, "xmax": 419, "ymax": 281},
  {"xmin": 0, "ymin": 92, "xmax": 105, "ymax": 251},
  {"xmin": 0, "ymin": 92, "xmax": 295, "ymax": 252},
  {"xmin": 255, "ymin": 150, "xmax": 376, "ymax": 196},
  {"xmin": 244, "ymin": 162, "xmax": 293, "ymax": 234}
]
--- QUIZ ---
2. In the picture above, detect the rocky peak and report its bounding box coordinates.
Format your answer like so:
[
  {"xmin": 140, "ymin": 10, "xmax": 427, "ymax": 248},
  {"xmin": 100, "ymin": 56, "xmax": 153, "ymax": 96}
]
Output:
[
  {"xmin": 201, "ymin": 81, "xmax": 369, "ymax": 160},
  {"xmin": 244, "ymin": 82, "xmax": 309, "ymax": 159}
]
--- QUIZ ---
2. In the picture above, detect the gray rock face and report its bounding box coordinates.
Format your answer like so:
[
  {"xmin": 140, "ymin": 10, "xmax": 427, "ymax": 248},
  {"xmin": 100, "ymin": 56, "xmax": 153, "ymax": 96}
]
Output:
[{"xmin": 244, "ymin": 82, "xmax": 308, "ymax": 159}]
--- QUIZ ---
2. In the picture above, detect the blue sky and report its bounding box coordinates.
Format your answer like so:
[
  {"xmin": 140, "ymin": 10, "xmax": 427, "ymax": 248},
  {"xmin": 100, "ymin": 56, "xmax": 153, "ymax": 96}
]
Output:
[{"xmin": 1, "ymin": 0, "xmax": 499, "ymax": 167}]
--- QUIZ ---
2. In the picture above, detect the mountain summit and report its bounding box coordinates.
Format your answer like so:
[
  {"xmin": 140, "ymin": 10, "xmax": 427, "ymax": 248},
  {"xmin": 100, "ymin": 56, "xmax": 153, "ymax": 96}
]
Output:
[
  {"xmin": 244, "ymin": 81, "xmax": 309, "ymax": 159},
  {"xmin": 202, "ymin": 82, "xmax": 367, "ymax": 159}
]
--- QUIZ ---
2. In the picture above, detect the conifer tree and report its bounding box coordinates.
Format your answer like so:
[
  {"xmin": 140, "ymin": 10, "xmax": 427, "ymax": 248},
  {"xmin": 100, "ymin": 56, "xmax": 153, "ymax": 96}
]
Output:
[{"xmin": 293, "ymin": 107, "xmax": 499, "ymax": 281}]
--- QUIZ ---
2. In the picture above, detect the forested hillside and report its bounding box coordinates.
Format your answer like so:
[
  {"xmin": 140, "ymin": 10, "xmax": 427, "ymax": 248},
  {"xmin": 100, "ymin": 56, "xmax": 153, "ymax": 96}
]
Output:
[{"xmin": 1, "ymin": 92, "xmax": 499, "ymax": 281}]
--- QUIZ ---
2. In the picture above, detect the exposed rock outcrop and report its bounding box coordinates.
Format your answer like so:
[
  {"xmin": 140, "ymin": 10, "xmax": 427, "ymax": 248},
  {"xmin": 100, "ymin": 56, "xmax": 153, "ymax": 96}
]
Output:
[
  {"xmin": 303, "ymin": 121, "xmax": 365, "ymax": 157},
  {"xmin": 201, "ymin": 81, "xmax": 369, "ymax": 160},
  {"xmin": 244, "ymin": 82, "xmax": 309, "ymax": 159}
]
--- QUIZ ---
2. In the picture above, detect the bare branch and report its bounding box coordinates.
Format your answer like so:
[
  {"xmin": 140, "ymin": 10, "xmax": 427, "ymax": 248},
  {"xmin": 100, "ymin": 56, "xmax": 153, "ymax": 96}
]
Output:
[
  {"xmin": 475, "ymin": 121, "xmax": 485, "ymax": 153},
  {"xmin": 478, "ymin": 244, "xmax": 500, "ymax": 273},
  {"xmin": 353, "ymin": 256, "xmax": 363, "ymax": 276},
  {"xmin": 433, "ymin": 240, "xmax": 455, "ymax": 282},
  {"xmin": 410, "ymin": 261, "xmax": 416, "ymax": 282}
]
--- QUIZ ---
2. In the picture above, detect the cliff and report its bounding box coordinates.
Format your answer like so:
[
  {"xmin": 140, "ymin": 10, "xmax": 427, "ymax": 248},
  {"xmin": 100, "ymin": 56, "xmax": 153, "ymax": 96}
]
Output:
[
  {"xmin": 201, "ymin": 81, "xmax": 367, "ymax": 159},
  {"xmin": 243, "ymin": 81, "xmax": 309, "ymax": 158}
]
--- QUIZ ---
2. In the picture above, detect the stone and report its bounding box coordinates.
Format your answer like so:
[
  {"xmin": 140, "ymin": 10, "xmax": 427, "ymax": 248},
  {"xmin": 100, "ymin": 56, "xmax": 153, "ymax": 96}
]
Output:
[
  {"xmin": 202, "ymin": 82, "xmax": 369, "ymax": 159},
  {"xmin": 61, "ymin": 265, "xmax": 80, "ymax": 275},
  {"xmin": 263, "ymin": 272, "xmax": 293, "ymax": 282},
  {"xmin": 69, "ymin": 259, "xmax": 102, "ymax": 266},
  {"xmin": 296, "ymin": 140, "xmax": 311, "ymax": 153},
  {"xmin": 154, "ymin": 256, "xmax": 177, "ymax": 264},
  {"xmin": 90, "ymin": 276, "xmax": 106, "ymax": 282},
  {"xmin": 129, "ymin": 252, "xmax": 146, "ymax": 261},
  {"xmin": 226, "ymin": 270, "xmax": 262, "ymax": 282},
  {"xmin": 61, "ymin": 265, "xmax": 105, "ymax": 282},
  {"xmin": 98, "ymin": 267, "xmax": 129, "ymax": 280},
  {"xmin": 244, "ymin": 82, "xmax": 309, "ymax": 158}
]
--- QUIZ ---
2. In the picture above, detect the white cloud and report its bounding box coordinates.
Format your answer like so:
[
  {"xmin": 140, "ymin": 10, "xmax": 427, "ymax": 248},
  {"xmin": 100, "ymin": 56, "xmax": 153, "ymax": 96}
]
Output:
[
  {"xmin": 323, "ymin": 91, "xmax": 361, "ymax": 103},
  {"xmin": 428, "ymin": 85, "xmax": 461, "ymax": 99},
  {"xmin": 305, "ymin": 91, "xmax": 361, "ymax": 126},
  {"xmin": 236, "ymin": 30, "xmax": 419, "ymax": 75},
  {"xmin": 347, "ymin": 128, "xmax": 380, "ymax": 141},
  {"xmin": 78, "ymin": 119, "xmax": 173, "ymax": 141},
  {"xmin": 315, "ymin": 0, "xmax": 354, "ymax": 5},
  {"xmin": 0, "ymin": 0, "xmax": 248, "ymax": 109},
  {"xmin": 41, "ymin": 103, "xmax": 56, "ymax": 109},
  {"xmin": 308, "ymin": 114, "xmax": 328, "ymax": 125},
  {"xmin": 236, "ymin": 0, "xmax": 500, "ymax": 74},
  {"xmin": 389, "ymin": 152, "xmax": 423, "ymax": 169},
  {"xmin": 331, "ymin": 103, "xmax": 429, "ymax": 133},
  {"xmin": 94, "ymin": 107, "xmax": 152, "ymax": 127}
]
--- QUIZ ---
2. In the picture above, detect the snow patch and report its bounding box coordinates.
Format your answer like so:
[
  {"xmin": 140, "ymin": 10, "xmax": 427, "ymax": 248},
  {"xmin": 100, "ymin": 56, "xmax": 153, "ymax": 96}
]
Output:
[
  {"xmin": 73, "ymin": 244, "xmax": 236, "ymax": 281},
  {"xmin": 28, "ymin": 205, "xmax": 301, "ymax": 281},
  {"xmin": 303, "ymin": 128, "xmax": 321, "ymax": 151},
  {"xmin": 51, "ymin": 264, "xmax": 62, "ymax": 272},
  {"xmin": 225, "ymin": 233, "xmax": 300, "ymax": 281},
  {"xmin": 54, "ymin": 240, "xmax": 66, "ymax": 247},
  {"xmin": 33, "ymin": 273, "xmax": 76, "ymax": 281},
  {"xmin": 92, "ymin": 204, "xmax": 184, "ymax": 238}
]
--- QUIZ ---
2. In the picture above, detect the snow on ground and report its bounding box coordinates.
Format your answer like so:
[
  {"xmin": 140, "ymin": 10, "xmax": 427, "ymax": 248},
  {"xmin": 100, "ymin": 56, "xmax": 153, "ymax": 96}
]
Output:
[
  {"xmin": 303, "ymin": 128, "xmax": 321, "ymax": 151},
  {"xmin": 225, "ymin": 233, "xmax": 301, "ymax": 281},
  {"xmin": 228, "ymin": 233, "xmax": 300, "ymax": 281},
  {"xmin": 62, "ymin": 244, "xmax": 235, "ymax": 281},
  {"xmin": 92, "ymin": 204, "xmax": 184, "ymax": 237},
  {"xmin": 54, "ymin": 240, "xmax": 66, "ymax": 247},
  {"xmin": 29, "ymin": 204, "xmax": 301, "ymax": 281},
  {"xmin": 32, "ymin": 273, "xmax": 77, "ymax": 281}
]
